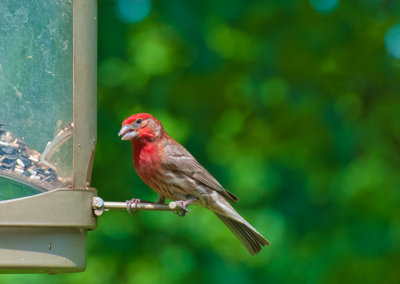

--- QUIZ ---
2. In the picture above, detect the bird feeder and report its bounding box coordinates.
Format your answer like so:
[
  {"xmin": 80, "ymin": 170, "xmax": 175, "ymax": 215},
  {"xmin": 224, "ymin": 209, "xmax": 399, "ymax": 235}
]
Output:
[
  {"xmin": 0, "ymin": 0, "xmax": 188, "ymax": 274},
  {"xmin": 0, "ymin": 0, "xmax": 97, "ymax": 273}
]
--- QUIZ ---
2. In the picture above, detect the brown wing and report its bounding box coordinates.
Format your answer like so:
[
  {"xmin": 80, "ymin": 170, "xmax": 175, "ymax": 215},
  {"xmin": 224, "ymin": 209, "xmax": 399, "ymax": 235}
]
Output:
[{"xmin": 163, "ymin": 140, "xmax": 239, "ymax": 203}]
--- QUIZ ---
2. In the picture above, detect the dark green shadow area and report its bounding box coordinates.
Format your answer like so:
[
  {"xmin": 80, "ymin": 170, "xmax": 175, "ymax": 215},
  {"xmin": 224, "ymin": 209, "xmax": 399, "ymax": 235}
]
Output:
[{"xmin": 0, "ymin": 176, "xmax": 43, "ymax": 201}]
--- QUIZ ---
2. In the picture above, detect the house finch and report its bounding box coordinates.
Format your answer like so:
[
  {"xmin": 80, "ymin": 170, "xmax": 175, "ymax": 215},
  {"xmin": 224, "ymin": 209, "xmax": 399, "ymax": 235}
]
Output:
[{"xmin": 118, "ymin": 113, "xmax": 270, "ymax": 255}]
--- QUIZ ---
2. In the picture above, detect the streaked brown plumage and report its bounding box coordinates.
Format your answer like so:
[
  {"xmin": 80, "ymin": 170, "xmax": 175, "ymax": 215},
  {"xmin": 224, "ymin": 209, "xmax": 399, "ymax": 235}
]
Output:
[{"xmin": 119, "ymin": 113, "xmax": 270, "ymax": 254}]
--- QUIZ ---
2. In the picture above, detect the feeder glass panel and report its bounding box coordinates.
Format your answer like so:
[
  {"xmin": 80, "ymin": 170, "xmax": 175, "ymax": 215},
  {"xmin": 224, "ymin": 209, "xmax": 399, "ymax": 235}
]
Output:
[{"xmin": 0, "ymin": 0, "xmax": 73, "ymax": 199}]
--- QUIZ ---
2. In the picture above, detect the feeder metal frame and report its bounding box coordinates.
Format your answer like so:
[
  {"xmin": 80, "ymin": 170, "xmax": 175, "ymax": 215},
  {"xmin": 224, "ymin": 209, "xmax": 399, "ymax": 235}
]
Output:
[{"xmin": 73, "ymin": 0, "xmax": 98, "ymax": 190}]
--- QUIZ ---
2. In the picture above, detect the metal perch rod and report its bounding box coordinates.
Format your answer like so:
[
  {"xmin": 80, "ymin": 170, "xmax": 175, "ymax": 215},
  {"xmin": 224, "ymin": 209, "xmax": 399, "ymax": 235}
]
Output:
[
  {"xmin": 103, "ymin": 201, "xmax": 181, "ymax": 211},
  {"xmin": 92, "ymin": 197, "xmax": 184, "ymax": 216}
]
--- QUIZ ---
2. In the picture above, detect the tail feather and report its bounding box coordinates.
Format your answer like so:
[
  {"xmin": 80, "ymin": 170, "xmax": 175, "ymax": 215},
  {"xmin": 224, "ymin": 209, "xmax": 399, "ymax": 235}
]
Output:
[
  {"xmin": 215, "ymin": 213, "xmax": 270, "ymax": 255},
  {"xmin": 229, "ymin": 217, "xmax": 261, "ymax": 253}
]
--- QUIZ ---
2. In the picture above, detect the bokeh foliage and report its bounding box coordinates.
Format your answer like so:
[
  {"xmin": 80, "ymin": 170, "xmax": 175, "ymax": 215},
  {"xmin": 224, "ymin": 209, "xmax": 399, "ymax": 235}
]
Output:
[{"xmin": 2, "ymin": 0, "xmax": 400, "ymax": 283}]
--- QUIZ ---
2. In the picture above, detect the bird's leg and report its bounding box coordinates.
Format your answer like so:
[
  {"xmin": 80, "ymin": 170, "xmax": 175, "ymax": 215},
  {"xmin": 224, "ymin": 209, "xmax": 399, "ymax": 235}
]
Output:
[
  {"xmin": 126, "ymin": 198, "xmax": 142, "ymax": 215},
  {"xmin": 156, "ymin": 195, "xmax": 166, "ymax": 204},
  {"xmin": 173, "ymin": 197, "xmax": 197, "ymax": 217}
]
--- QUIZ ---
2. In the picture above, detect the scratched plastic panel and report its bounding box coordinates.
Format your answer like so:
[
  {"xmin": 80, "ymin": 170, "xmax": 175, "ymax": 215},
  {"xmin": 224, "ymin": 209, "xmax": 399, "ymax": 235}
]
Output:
[{"xmin": 0, "ymin": 0, "xmax": 73, "ymax": 198}]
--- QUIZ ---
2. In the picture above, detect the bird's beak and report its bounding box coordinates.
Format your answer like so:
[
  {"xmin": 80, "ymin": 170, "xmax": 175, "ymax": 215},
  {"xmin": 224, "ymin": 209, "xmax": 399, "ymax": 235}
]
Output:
[{"xmin": 118, "ymin": 125, "xmax": 138, "ymax": 140}]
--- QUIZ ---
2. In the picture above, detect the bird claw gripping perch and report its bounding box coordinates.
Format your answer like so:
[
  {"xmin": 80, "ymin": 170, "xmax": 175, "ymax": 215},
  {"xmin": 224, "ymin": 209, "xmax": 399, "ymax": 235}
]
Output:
[
  {"xmin": 168, "ymin": 200, "xmax": 195, "ymax": 217},
  {"xmin": 126, "ymin": 198, "xmax": 141, "ymax": 215},
  {"xmin": 168, "ymin": 202, "xmax": 190, "ymax": 216}
]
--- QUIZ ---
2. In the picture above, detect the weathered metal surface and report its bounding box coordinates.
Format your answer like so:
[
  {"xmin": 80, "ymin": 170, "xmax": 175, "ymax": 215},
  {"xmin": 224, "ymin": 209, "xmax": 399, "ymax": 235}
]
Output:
[
  {"xmin": 73, "ymin": 0, "xmax": 97, "ymax": 189},
  {"xmin": 0, "ymin": 188, "xmax": 97, "ymax": 273},
  {"xmin": 0, "ymin": 188, "xmax": 97, "ymax": 228},
  {"xmin": 0, "ymin": 227, "xmax": 88, "ymax": 274}
]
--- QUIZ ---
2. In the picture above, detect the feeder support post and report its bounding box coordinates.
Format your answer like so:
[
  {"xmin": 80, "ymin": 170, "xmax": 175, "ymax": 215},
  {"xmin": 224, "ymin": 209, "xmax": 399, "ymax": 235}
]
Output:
[{"xmin": 73, "ymin": 0, "xmax": 98, "ymax": 189}]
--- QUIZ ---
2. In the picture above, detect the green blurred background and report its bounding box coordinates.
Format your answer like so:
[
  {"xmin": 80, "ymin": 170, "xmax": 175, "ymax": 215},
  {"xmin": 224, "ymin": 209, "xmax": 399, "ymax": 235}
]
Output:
[{"xmin": 3, "ymin": 0, "xmax": 400, "ymax": 283}]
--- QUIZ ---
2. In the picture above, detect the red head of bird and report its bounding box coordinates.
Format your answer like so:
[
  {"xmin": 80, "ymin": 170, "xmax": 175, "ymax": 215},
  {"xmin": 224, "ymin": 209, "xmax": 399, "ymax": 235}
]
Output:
[{"xmin": 118, "ymin": 113, "xmax": 164, "ymax": 142}]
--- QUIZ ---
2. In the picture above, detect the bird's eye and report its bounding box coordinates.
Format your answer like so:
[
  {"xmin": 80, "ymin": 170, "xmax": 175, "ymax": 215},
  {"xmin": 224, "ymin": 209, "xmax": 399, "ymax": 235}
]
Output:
[{"xmin": 136, "ymin": 118, "xmax": 142, "ymax": 124}]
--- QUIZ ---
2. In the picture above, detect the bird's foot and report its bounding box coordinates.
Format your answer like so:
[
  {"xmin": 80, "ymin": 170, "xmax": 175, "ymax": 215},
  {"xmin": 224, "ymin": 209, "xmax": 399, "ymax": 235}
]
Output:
[
  {"xmin": 126, "ymin": 198, "xmax": 141, "ymax": 215},
  {"xmin": 172, "ymin": 199, "xmax": 195, "ymax": 217}
]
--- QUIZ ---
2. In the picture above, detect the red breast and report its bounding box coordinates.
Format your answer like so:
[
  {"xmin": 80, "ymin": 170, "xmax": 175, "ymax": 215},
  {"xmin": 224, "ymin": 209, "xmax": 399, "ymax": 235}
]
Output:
[{"xmin": 132, "ymin": 139, "xmax": 163, "ymax": 183}]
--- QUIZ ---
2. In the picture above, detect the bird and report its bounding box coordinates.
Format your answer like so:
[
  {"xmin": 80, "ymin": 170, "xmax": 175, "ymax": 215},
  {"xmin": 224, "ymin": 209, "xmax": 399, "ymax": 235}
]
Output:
[{"xmin": 118, "ymin": 113, "xmax": 270, "ymax": 255}]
